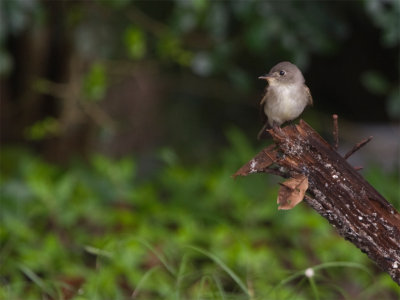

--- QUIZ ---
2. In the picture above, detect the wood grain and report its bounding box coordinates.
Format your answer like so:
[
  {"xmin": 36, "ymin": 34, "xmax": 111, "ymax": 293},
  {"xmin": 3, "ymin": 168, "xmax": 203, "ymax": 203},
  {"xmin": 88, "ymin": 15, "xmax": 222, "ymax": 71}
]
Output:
[{"xmin": 234, "ymin": 120, "xmax": 400, "ymax": 284}]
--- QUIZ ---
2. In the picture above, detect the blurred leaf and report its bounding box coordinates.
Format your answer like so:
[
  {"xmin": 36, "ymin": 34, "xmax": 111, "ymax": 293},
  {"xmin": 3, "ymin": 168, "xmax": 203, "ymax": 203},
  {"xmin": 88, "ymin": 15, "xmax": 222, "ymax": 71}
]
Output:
[
  {"xmin": 0, "ymin": 0, "xmax": 40, "ymax": 35},
  {"xmin": 32, "ymin": 78, "xmax": 53, "ymax": 94},
  {"xmin": 24, "ymin": 117, "xmax": 60, "ymax": 140},
  {"xmin": 365, "ymin": 0, "xmax": 400, "ymax": 47},
  {"xmin": 157, "ymin": 33, "xmax": 193, "ymax": 66},
  {"xmin": 361, "ymin": 71, "xmax": 390, "ymax": 95},
  {"xmin": 84, "ymin": 245, "xmax": 113, "ymax": 259},
  {"xmin": 364, "ymin": 166, "xmax": 400, "ymax": 208},
  {"xmin": 191, "ymin": 51, "xmax": 212, "ymax": 76},
  {"xmin": 244, "ymin": 18, "xmax": 275, "ymax": 53},
  {"xmin": 227, "ymin": 67, "xmax": 252, "ymax": 92},
  {"xmin": 99, "ymin": 0, "xmax": 133, "ymax": 9},
  {"xmin": 386, "ymin": 88, "xmax": 400, "ymax": 120},
  {"xmin": 83, "ymin": 63, "xmax": 107, "ymax": 102},
  {"xmin": 0, "ymin": 47, "xmax": 13, "ymax": 75},
  {"xmin": 192, "ymin": 0, "xmax": 209, "ymax": 12},
  {"xmin": 158, "ymin": 147, "xmax": 179, "ymax": 166},
  {"xmin": 90, "ymin": 154, "xmax": 135, "ymax": 184},
  {"xmin": 124, "ymin": 26, "xmax": 147, "ymax": 60},
  {"xmin": 225, "ymin": 127, "xmax": 254, "ymax": 163},
  {"xmin": 205, "ymin": 3, "xmax": 228, "ymax": 39}
]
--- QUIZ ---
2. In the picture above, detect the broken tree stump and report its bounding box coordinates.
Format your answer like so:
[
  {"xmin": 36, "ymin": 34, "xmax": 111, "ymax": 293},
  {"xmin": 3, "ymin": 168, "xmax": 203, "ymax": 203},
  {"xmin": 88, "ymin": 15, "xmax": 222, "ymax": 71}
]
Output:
[{"xmin": 233, "ymin": 120, "xmax": 400, "ymax": 285}]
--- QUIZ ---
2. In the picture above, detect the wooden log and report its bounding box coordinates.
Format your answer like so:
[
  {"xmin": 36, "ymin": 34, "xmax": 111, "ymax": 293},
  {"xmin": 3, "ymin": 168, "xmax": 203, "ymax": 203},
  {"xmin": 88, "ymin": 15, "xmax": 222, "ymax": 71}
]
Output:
[{"xmin": 234, "ymin": 120, "xmax": 400, "ymax": 284}]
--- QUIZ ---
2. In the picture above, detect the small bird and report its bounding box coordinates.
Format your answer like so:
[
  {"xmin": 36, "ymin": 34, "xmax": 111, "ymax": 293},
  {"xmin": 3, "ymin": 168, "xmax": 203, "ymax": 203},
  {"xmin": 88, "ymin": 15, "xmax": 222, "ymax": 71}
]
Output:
[{"xmin": 257, "ymin": 61, "xmax": 313, "ymax": 140}]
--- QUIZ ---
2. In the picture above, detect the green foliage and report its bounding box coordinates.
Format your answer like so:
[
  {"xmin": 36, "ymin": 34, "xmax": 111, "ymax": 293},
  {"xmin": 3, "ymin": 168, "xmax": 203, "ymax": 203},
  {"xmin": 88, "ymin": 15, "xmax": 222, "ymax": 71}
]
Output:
[
  {"xmin": 387, "ymin": 88, "xmax": 400, "ymax": 120},
  {"xmin": 364, "ymin": 165, "xmax": 400, "ymax": 209},
  {"xmin": 365, "ymin": 0, "xmax": 400, "ymax": 47},
  {"xmin": 1, "ymin": 130, "xmax": 399, "ymax": 299},
  {"xmin": 157, "ymin": 33, "xmax": 193, "ymax": 67},
  {"xmin": 24, "ymin": 117, "xmax": 60, "ymax": 140},
  {"xmin": 124, "ymin": 26, "xmax": 147, "ymax": 60},
  {"xmin": 361, "ymin": 71, "xmax": 391, "ymax": 96},
  {"xmin": 83, "ymin": 63, "xmax": 108, "ymax": 102},
  {"xmin": 361, "ymin": 70, "xmax": 400, "ymax": 119},
  {"xmin": 0, "ymin": 0, "xmax": 42, "ymax": 75}
]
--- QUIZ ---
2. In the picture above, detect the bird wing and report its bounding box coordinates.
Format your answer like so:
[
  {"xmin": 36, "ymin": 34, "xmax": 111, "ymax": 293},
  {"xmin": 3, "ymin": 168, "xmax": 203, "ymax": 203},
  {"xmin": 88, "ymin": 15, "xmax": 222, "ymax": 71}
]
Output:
[
  {"xmin": 305, "ymin": 84, "xmax": 313, "ymax": 106},
  {"xmin": 260, "ymin": 86, "xmax": 268, "ymax": 106},
  {"xmin": 259, "ymin": 87, "xmax": 269, "ymax": 124},
  {"xmin": 257, "ymin": 88, "xmax": 270, "ymax": 140}
]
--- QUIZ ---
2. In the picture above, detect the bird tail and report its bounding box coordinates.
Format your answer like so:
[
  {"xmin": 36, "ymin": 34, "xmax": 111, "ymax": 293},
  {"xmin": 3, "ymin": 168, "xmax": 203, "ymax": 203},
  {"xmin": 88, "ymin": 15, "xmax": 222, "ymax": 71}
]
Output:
[{"xmin": 257, "ymin": 122, "xmax": 272, "ymax": 140}]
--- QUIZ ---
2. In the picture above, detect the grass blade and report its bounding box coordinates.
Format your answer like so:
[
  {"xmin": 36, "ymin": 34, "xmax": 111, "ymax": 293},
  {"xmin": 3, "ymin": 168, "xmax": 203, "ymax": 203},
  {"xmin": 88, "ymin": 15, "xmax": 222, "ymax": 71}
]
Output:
[
  {"xmin": 131, "ymin": 266, "xmax": 161, "ymax": 299},
  {"xmin": 186, "ymin": 245, "xmax": 249, "ymax": 296},
  {"xmin": 18, "ymin": 264, "xmax": 55, "ymax": 297},
  {"xmin": 135, "ymin": 238, "xmax": 176, "ymax": 276}
]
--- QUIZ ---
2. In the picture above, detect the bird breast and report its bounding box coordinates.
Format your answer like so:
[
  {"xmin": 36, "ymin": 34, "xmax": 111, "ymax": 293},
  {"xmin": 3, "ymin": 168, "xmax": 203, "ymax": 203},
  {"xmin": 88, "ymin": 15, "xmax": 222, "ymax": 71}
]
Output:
[{"xmin": 265, "ymin": 84, "xmax": 308, "ymax": 126}]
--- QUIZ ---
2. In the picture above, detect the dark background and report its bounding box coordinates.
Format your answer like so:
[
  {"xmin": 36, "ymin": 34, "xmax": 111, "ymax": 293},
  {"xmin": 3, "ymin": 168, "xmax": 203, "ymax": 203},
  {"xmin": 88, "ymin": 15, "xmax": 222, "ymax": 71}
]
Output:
[
  {"xmin": 1, "ymin": 0, "xmax": 399, "ymax": 162},
  {"xmin": 1, "ymin": 1, "xmax": 399, "ymax": 299}
]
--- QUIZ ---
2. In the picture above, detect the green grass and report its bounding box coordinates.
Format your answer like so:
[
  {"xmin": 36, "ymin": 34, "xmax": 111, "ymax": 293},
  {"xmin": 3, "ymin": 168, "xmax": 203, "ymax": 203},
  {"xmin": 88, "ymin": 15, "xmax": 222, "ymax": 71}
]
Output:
[{"xmin": 1, "ymin": 129, "xmax": 399, "ymax": 299}]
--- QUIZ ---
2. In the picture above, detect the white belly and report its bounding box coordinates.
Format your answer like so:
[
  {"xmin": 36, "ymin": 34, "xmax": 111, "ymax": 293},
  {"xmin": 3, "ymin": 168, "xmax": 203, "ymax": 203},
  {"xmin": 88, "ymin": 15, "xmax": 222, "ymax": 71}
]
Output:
[{"xmin": 265, "ymin": 85, "xmax": 307, "ymax": 126}]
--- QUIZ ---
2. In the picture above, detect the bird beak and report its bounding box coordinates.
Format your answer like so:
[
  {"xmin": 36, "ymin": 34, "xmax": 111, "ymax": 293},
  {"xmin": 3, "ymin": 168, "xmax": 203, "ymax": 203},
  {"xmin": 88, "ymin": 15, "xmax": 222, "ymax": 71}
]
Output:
[{"xmin": 258, "ymin": 73, "xmax": 274, "ymax": 81}]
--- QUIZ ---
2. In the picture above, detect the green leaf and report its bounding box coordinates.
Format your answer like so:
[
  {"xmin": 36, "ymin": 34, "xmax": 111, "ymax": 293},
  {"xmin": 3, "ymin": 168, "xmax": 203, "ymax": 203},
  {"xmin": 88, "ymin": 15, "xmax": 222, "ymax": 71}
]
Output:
[
  {"xmin": 186, "ymin": 245, "xmax": 250, "ymax": 296},
  {"xmin": 361, "ymin": 71, "xmax": 390, "ymax": 95},
  {"xmin": 124, "ymin": 26, "xmax": 146, "ymax": 60},
  {"xmin": 83, "ymin": 63, "xmax": 107, "ymax": 101},
  {"xmin": 24, "ymin": 117, "xmax": 60, "ymax": 140}
]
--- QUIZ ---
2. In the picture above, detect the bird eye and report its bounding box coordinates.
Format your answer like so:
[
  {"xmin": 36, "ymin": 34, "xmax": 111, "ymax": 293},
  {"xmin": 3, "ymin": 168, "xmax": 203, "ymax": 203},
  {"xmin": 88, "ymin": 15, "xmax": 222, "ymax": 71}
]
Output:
[{"xmin": 279, "ymin": 70, "xmax": 285, "ymax": 76}]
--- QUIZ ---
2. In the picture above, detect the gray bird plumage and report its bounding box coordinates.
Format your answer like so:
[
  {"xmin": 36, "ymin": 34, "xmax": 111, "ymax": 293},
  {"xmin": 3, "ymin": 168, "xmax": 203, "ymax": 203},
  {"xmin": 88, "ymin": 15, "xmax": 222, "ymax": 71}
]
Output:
[{"xmin": 257, "ymin": 61, "xmax": 313, "ymax": 139}]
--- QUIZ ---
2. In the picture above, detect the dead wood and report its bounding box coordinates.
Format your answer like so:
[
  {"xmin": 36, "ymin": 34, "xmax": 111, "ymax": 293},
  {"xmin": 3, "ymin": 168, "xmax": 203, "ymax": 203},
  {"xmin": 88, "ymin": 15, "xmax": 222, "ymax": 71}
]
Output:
[
  {"xmin": 332, "ymin": 114, "xmax": 339, "ymax": 150},
  {"xmin": 233, "ymin": 119, "xmax": 400, "ymax": 285},
  {"xmin": 344, "ymin": 136, "xmax": 373, "ymax": 159}
]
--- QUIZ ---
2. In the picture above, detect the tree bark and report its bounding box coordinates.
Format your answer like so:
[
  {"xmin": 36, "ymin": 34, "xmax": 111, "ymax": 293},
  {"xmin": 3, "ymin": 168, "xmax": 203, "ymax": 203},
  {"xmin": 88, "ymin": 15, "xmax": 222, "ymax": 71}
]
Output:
[{"xmin": 234, "ymin": 120, "xmax": 400, "ymax": 285}]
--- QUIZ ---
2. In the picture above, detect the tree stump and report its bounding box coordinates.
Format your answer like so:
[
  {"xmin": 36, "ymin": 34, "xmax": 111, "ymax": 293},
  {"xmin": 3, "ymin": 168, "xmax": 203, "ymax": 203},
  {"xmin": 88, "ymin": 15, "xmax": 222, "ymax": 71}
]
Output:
[{"xmin": 233, "ymin": 119, "xmax": 400, "ymax": 285}]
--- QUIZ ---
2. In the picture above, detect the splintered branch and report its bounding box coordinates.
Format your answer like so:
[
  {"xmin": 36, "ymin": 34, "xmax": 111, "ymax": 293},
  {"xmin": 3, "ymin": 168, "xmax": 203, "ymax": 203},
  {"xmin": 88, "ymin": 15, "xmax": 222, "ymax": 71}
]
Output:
[
  {"xmin": 344, "ymin": 136, "xmax": 373, "ymax": 159},
  {"xmin": 332, "ymin": 114, "xmax": 339, "ymax": 150},
  {"xmin": 233, "ymin": 119, "xmax": 400, "ymax": 285}
]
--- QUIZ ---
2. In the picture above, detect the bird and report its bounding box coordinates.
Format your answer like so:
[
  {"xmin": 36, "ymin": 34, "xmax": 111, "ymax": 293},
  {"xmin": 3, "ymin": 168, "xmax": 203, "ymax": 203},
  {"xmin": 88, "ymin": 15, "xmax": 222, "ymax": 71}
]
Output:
[{"xmin": 257, "ymin": 61, "xmax": 313, "ymax": 140}]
